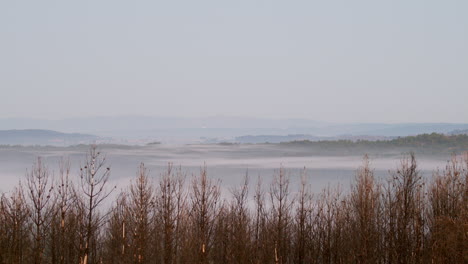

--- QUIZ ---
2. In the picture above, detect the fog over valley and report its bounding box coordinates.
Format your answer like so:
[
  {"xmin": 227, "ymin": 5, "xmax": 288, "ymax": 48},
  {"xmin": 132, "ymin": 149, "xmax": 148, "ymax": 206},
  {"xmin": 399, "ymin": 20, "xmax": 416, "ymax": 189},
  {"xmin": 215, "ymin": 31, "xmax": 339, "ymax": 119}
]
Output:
[
  {"xmin": 1, "ymin": 1, "xmax": 467, "ymax": 262},
  {"xmin": 0, "ymin": 143, "xmax": 451, "ymax": 196}
]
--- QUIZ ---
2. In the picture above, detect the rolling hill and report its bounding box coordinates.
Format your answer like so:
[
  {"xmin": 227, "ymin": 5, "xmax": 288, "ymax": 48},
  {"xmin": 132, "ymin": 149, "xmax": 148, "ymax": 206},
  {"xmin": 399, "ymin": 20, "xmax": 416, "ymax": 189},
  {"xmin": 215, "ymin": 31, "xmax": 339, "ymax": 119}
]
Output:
[{"xmin": 0, "ymin": 129, "xmax": 99, "ymax": 146}]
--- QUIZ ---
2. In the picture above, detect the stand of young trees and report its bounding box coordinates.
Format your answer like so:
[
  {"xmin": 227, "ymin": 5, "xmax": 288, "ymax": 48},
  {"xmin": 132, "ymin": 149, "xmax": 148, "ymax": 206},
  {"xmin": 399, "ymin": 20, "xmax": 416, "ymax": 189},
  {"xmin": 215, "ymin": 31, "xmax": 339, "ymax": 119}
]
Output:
[{"xmin": 0, "ymin": 147, "xmax": 467, "ymax": 264}]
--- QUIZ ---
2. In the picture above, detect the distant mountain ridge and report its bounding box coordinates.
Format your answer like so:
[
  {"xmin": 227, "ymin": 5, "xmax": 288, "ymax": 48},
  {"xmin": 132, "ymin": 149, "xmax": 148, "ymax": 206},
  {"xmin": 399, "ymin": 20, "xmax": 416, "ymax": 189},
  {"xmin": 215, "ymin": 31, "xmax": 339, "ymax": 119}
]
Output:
[
  {"xmin": 0, "ymin": 129, "xmax": 98, "ymax": 146},
  {"xmin": 1, "ymin": 117, "xmax": 468, "ymax": 142},
  {"xmin": 235, "ymin": 134, "xmax": 392, "ymax": 144}
]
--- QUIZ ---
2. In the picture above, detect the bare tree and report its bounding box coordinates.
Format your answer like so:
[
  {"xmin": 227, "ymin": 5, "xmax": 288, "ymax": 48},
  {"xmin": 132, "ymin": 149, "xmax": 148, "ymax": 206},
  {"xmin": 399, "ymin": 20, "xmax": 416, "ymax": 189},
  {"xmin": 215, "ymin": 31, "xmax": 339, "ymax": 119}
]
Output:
[
  {"xmin": 211, "ymin": 202, "xmax": 230, "ymax": 263},
  {"xmin": 428, "ymin": 153, "xmax": 467, "ymax": 263},
  {"xmin": 348, "ymin": 155, "xmax": 382, "ymax": 263},
  {"xmin": 383, "ymin": 153, "xmax": 425, "ymax": 264},
  {"xmin": 155, "ymin": 163, "xmax": 186, "ymax": 264},
  {"xmin": 126, "ymin": 163, "xmax": 155, "ymax": 264},
  {"xmin": 293, "ymin": 168, "xmax": 313, "ymax": 264},
  {"xmin": 4, "ymin": 150, "xmax": 468, "ymax": 263},
  {"xmin": 78, "ymin": 146, "xmax": 115, "ymax": 264},
  {"xmin": 0, "ymin": 186, "xmax": 31, "ymax": 264},
  {"xmin": 103, "ymin": 192, "xmax": 130, "ymax": 264},
  {"xmin": 269, "ymin": 167, "xmax": 293, "ymax": 264},
  {"xmin": 189, "ymin": 165, "xmax": 221, "ymax": 264},
  {"xmin": 228, "ymin": 173, "xmax": 251, "ymax": 263},
  {"xmin": 25, "ymin": 157, "xmax": 55, "ymax": 264},
  {"xmin": 49, "ymin": 159, "xmax": 79, "ymax": 264},
  {"xmin": 316, "ymin": 185, "xmax": 346, "ymax": 263}
]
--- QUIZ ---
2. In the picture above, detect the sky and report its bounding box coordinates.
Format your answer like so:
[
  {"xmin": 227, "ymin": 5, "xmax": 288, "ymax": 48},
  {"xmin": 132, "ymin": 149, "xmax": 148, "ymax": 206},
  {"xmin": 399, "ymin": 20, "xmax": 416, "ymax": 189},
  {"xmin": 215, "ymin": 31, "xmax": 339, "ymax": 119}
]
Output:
[{"xmin": 1, "ymin": 0, "xmax": 467, "ymax": 123}]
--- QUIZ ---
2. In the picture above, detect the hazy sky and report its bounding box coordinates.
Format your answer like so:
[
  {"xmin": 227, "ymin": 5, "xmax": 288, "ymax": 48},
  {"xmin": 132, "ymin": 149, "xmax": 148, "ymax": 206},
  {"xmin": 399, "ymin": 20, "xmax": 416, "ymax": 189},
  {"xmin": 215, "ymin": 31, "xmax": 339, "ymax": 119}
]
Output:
[{"xmin": 1, "ymin": 0, "xmax": 467, "ymax": 123}]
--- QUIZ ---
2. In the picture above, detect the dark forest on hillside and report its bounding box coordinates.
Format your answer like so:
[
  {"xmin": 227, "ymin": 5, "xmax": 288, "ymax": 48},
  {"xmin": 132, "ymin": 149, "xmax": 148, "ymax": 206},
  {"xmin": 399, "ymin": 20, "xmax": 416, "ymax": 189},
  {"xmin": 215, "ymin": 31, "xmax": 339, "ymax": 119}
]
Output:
[
  {"xmin": 0, "ymin": 146, "xmax": 467, "ymax": 264},
  {"xmin": 282, "ymin": 133, "xmax": 468, "ymax": 155}
]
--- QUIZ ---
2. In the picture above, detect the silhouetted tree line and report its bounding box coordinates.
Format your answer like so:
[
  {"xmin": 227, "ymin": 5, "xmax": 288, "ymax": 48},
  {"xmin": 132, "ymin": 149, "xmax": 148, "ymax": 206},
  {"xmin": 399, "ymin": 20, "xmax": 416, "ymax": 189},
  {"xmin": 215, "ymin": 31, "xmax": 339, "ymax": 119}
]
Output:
[
  {"xmin": 0, "ymin": 146, "xmax": 467, "ymax": 264},
  {"xmin": 284, "ymin": 133, "xmax": 468, "ymax": 154}
]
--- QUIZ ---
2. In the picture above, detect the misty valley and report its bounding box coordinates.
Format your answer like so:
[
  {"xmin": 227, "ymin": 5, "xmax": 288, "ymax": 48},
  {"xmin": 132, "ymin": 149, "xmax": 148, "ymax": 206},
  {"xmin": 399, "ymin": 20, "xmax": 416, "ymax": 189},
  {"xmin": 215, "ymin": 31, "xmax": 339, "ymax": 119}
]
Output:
[
  {"xmin": 0, "ymin": 141, "xmax": 466, "ymax": 263},
  {"xmin": 3, "ymin": 0, "xmax": 468, "ymax": 262}
]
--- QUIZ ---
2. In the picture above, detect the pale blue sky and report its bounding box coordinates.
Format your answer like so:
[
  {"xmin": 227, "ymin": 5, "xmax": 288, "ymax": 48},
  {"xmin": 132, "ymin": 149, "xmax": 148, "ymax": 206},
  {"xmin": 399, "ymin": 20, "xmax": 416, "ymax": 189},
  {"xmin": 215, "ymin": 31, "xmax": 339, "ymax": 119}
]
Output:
[{"xmin": 1, "ymin": 0, "xmax": 467, "ymax": 123}]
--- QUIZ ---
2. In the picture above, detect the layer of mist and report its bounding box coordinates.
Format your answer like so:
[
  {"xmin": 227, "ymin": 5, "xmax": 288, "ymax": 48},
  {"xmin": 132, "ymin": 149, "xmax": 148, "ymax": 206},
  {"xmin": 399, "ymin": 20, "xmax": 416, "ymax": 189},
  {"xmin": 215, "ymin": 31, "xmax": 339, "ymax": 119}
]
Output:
[{"xmin": 0, "ymin": 144, "xmax": 450, "ymax": 195}]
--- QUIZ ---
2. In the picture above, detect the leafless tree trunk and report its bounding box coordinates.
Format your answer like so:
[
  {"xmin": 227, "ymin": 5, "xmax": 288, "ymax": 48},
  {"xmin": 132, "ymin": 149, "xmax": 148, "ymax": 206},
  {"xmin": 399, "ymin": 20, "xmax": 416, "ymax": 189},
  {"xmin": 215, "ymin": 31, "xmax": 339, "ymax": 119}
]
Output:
[
  {"xmin": 348, "ymin": 155, "xmax": 382, "ymax": 263},
  {"xmin": 26, "ymin": 157, "xmax": 55, "ymax": 264},
  {"xmin": 252, "ymin": 175, "xmax": 269, "ymax": 264},
  {"xmin": 293, "ymin": 168, "xmax": 313, "ymax": 264},
  {"xmin": 49, "ymin": 159, "xmax": 77, "ymax": 264},
  {"xmin": 189, "ymin": 165, "xmax": 221, "ymax": 264},
  {"xmin": 269, "ymin": 167, "xmax": 293, "ymax": 264},
  {"xmin": 103, "ymin": 192, "xmax": 130, "ymax": 264},
  {"xmin": 126, "ymin": 163, "xmax": 154, "ymax": 264},
  {"xmin": 155, "ymin": 163, "xmax": 186, "ymax": 264},
  {"xmin": 428, "ymin": 153, "xmax": 467, "ymax": 263},
  {"xmin": 0, "ymin": 187, "xmax": 31, "ymax": 264},
  {"xmin": 228, "ymin": 173, "xmax": 251, "ymax": 263},
  {"xmin": 78, "ymin": 146, "xmax": 115, "ymax": 264},
  {"xmin": 383, "ymin": 153, "xmax": 425, "ymax": 264}
]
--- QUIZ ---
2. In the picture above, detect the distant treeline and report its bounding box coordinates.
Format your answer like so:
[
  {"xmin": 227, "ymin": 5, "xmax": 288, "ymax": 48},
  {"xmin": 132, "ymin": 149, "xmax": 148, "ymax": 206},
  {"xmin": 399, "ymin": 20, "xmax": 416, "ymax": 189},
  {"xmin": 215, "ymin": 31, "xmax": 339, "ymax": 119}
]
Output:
[
  {"xmin": 282, "ymin": 133, "xmax": 468, "ymax": 154},
  {"xmin": 0, "ymin": 146, "xmax": 467, "ymax": 264}
]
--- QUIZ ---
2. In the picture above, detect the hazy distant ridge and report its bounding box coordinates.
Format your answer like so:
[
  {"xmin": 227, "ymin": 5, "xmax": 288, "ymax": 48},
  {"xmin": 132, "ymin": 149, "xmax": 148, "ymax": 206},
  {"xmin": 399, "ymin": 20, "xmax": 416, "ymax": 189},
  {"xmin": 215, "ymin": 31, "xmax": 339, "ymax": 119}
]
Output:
[
  {"xmin": 235, "ymin": 134, "xmax": 392, "ymax": 144},
  {"xmin": 0, "ymin": 129, "xmax": 98, "ymax": 146},
  {"xmin": 1, "ymin": 117, "xmax": 468, "ymax": 143}
]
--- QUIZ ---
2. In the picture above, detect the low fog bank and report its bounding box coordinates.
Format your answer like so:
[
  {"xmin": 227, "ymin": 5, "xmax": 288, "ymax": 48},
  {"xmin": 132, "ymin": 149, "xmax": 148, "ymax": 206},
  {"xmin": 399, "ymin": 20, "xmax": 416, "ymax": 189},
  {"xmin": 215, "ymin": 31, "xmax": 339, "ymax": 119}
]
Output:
[{"xmin": 0, "ymin": 144, "xmax": 454, "ymax": 196}]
